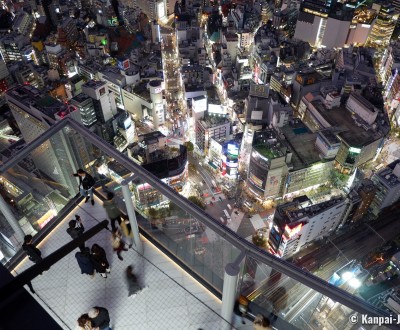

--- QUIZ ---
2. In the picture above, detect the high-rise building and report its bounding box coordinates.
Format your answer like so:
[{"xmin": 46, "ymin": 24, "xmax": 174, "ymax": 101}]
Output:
[
  {"xmin": 370, "ymin": 160, "xmax": 400, "ymax": 215},
  {"xmin": 82, "ymin": 80, "xmax": 117, "ymax": 124},
  {"xmin": 0, "ymin": 34, "xmax": 34, "ymax": 64},
  {"xmin": 365, "ymin": 4, "xmax": 397, "ymax": 48},
  {"xmin": 57, "ymin": 18, "xmax": 79, "ymax": 49},
  {"xmin": 135, "ymin": 0, "xmax": 166, "ymax": 20},
  {"xmin": 269, "ymin": 195, "xmax": 348, "ymax": 258},
  {"xmin": 71, "ymin": 93, "xmax": 97, "ymax": 128}
]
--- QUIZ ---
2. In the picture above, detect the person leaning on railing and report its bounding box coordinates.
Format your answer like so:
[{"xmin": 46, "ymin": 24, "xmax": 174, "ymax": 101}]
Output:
[{"xmin": 73, "ymin": 169, "xmax": 96, "ymax": 205}]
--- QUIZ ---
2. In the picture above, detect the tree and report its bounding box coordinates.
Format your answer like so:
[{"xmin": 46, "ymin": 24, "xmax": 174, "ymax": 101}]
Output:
[
  {"xmin": 184, "ymin": 141, "xmax": 194, "ymax": 152},
  {"xmin": 148, "ymin": 207, "xmax": 158, "ymax": 219},
  {"xmin": 188, "ymin": 196, "xmax": 206, "ymax": 209}
]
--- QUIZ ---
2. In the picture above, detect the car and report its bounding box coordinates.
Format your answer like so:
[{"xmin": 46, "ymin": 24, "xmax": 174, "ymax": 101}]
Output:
[
  {"xmin": 194, "ymin": 247, "xmax": 206, "ymax": 255},
  {"xmin": 234, "ymin": 211, "xmax": 239, "ymax": 215},
  {"xmin": 313, "ymin": 320, "xmax": 322, "ymax": 327}
]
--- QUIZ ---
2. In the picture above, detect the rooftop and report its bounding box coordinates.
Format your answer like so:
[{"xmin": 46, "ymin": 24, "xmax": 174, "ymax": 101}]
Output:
[
  {"xmin": 6, "ymin": 85, "xmax": 65, "ymax": 120},
  {"xmin": 282, "ymin": 122, "xmax": 321, "ymax": 169},
  {"xmin": 310, "ymin": 101, "xmax": 382, "ymax": 148},
  {"xmin": 199, "ymin": 113, "xmax": 230, "ymax": 128},
  {"xmin": 375, "ymin": 160, "xmax": 400, "ymax": 188},
  {"xmin": 276, "ymin": 195, "xmax": 345, "ymax": 228}
]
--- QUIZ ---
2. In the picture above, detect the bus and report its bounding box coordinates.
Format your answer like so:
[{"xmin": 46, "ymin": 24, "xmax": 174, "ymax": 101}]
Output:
[{"xmin": 223, "ymin": 209, "xmax": 231, "ymax": 219}]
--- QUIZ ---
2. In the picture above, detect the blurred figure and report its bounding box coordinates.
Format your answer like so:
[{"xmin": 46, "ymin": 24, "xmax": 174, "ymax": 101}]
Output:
[
  {"xmin": 76, "ymin": 313, "xmax": 93, "ymax": 330},
  {"xmin": 103, "ymin": 192, "xmax": 122, "ymax": 231},
  {"xmin": 91, "ymin": 244, "xmax": 110, "ymax": 278},
  {"xmin": 111, "ymin": 229, "xmax": 128, "ymax": 261},
  {"xmin": 22, "ymin": 235, "xmax": 42, "ymax": 264},
  {"xmin": 253, "ymin": 314, "xmax": 272, "ymax": 330},
  {"xmin": 120, "ymin": 218, "xmax": 133, "ymax": 248},
  {"xmin": 88, "ymin": 307, "xmax": 111, "ymax": 330},
  {"xmin": 75, "ymin": 247, "xmax": 95, "ymax": 278},
  {"xmin": 126, "ymin": 265, "xmax": 148, "ymax": 298}
]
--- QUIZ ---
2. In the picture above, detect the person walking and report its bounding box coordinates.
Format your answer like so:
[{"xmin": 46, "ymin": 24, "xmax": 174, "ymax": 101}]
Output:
[
  {"xmin": 75, "ymin": 247, "xmax": 95, "ymax": 278},
  {"xmin": 76, "ymin": 313, "xmax": 93, "ymax": 330},
  {"xmin": 67, "ymin": 215, "xmax": 85, "ymax": 251},
  {"xmin": 22, "ymin": 235, "xmax": 42, "ymax": 264},
  {"xmin": 88, "ymin": 307, "xmax": 111, "ymax": 330},
  {"xmin": 91, "ymin": 244, "xmax": 110, "ymax": 278},
  {"xmin": 73, "ymin": 169, "xmax": 96, "ymax": 205},
  {"xmin": 126, "ymin": 265, "xmax": 148, "ymax": 298},
  {"xmin": 102, "ymin": 192, "xmax": 122, "ymax": 231},
  {"xmin": 111, "ymin": 228, "xmax": 128, "ymax": 261},
  {"xmin": 120, "ymin": 218, "xmax": 133, "ymax": 249}
]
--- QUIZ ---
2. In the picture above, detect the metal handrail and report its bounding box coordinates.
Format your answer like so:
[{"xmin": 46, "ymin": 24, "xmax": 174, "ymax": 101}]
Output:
[{"xmin": 0, "ymin": 117, "xmax": 390, "ymax": 318}]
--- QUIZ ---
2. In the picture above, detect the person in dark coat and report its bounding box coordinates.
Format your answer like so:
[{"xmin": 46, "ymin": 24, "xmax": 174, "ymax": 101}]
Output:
[
  {"xmin": 91, "ymin": 244, "xmax": 110, "ymax": 278},
  {"xmin": 73, "ymin": 169, "xmax": 96, "ymax": 205},
  {"xmin": 67, "ymin": 215, "xmax": 85, "ymax": 251},
  {"xmin": 126, "ymin": 265, "xmax": 148, "ymax": 298},
  {"xmin": 75, "ymin": 247, "xmax": 95, "ymax": 277},
  {"xmin": 88, "ymin": 306, "xmax": 111, "ymax": 330},
  {"xmin": 22, "ymin": 235, "xmax": 42, "ymax": 264}
]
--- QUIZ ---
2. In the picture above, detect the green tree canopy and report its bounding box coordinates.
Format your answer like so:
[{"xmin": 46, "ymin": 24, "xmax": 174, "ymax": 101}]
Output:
[{"xmin": 188, "ymin": 196, "xmax": 206, "ymax": 209}]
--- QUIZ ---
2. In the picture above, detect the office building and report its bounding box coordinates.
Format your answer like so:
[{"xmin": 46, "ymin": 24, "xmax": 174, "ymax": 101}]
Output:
[
  {"xmin": 136, "ymin": 0, "xmax": 166, "ymax": 20},
  {"xmin": 195, "ymin": 112, "xmax": 231, "ymax": 152},
  {"xmin": 269, "ymin": 195, "xmax": 347, "ymax": 258},
  {"xmin": 247, "ymin": 128, "xmax": 289, "ymax": 198},
  {"xmin": 70, "ymin": 93, "xmax": 97, "ymax": 128},
  {"xmin": 365, "ymin": 4, "xmax": 397, "ymax": 48},
  {"xmin": 82, "ymin": 80, "xmax": 117, "ymax": 124},
  {"xmin": 371, "ymin": 160, "xmax": 400, "ymax": 215}
]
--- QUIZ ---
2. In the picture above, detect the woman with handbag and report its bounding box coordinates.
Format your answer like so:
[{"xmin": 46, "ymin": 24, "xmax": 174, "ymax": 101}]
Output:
[
  {"xmin": 111, "ymin": 228, "xmax": 128, "ymax": 261},
  {"xmin": 91, "ymin": 244, "xmax": 110, "ymax": 278},
  {"xmin": 120, "ymin": 217, "xmax": 134, "ymax": 249}
]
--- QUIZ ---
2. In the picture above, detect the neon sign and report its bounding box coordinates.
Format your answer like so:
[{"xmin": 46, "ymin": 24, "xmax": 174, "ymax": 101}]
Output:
[{"xmin": 284, "ymin": 223, "xmax": 303, "ymax": 239}]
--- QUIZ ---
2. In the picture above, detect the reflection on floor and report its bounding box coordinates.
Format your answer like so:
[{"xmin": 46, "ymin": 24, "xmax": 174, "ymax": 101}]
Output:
[{"xmin": 12, "ymin": 196, "xmax": 228, "ymax": 330}]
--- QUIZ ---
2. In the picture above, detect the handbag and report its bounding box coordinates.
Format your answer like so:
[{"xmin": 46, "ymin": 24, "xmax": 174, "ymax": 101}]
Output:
[{"xmin": 112, "ymin": 235, "xmax": 121, "ymax": 249}]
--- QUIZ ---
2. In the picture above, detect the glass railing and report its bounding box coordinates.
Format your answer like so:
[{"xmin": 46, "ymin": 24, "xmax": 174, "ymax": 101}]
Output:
[{"xmin": 0, "ymin": 118, "xmax": 393, "ymax": 329}]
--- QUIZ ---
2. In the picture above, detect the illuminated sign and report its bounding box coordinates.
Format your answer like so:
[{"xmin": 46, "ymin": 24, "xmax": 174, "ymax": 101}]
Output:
[
  {"xmin": 284, "ymin": 223, "xmax": 303, "ymax": 239},
  {"xmin": 250, "ymin": 84, "xmax": 269, "ymax": 98},
  {"xmin": 227, "ymin": 143, "xmax": 239, "ymax": 156},
  {"xmin": 349, "ymin": 147, "xmax": 361, "ymax": 154}
]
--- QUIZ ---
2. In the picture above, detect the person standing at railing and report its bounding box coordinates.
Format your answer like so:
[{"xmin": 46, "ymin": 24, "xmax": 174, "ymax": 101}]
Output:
[
  {"xmin": 102, "ymin": 192, "xmax": 122, "ymax": 231},
  {"xmin": 22, "ymin": 235, "xmax": 42, "ymax": 264},
  {"xmin": 73, "ymin": 169, "xmax": 96, "ymax": 205}
]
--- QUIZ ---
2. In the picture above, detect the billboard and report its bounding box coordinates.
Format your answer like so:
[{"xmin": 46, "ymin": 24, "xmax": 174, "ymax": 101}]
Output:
[{"xmin": 227, "ymin": 143, "xmax": 239, "ymax": 156}]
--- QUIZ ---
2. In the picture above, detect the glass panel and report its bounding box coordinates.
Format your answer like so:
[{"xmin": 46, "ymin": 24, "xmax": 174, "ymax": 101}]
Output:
[
  {"xmin": 1, "ymin": 121, "xmax": 392, "ymax": 330},
  {"xmin": 237, "ymin": 255, "xmax": 391, "ymax": 330}
]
